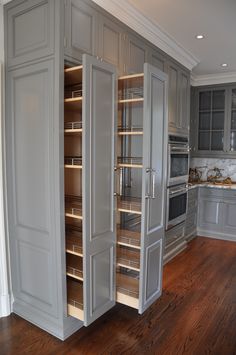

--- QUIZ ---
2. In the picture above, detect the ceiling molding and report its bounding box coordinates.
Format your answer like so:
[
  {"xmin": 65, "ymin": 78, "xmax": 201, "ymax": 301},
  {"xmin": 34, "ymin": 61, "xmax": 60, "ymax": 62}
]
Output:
[
  {"xmin": 92, "ymin": 0, "xmax": 199, "ymax": 70},
  {"xmin": 191, "ymin": 72, "xmax": 236, "ymax": 86}
]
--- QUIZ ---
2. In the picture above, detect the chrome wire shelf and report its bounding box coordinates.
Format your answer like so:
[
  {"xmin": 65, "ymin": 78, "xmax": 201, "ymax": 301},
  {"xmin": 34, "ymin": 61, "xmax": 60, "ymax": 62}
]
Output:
[
  {"xmin": 118, "ymin": 87, "xmax": 143, "ymax": 101},
  {"xmin": 116, "ymin": 272, "xmax": 139, "ymax": 298},
  {"xmin": 118, "ymin": 197, "xmax": 142, "ymax": 215},
  {"xmin": 68, "ymin": 298, "xmax": 83, "ymax": 310},
  {"xmin": 117, "ymin": 228, "xmax": 141, "ymax": 249},
  {"xmin": 65, "ymin": 195, "xmax": 82, "ymax": 219},
  {"xmin": 118, "ymin": 156, "xmax": 142, "ymax": 166},
  {"xmin": 65, "ymin": 84, "xmax": 82, "ymax": 99},
  {"xmin": 65, "ymin": 156, "xmax": 82, "ymax": 166},
  {"xmin": 117, "ymin": 249, "xmax": 140, "ymax": 270},
  {"xmin": 118, "ymin": 126, "xmax": 143, "ymax": 135},
  {"xmin": 66, "ymin": 232, "xmax": 83, "ymax": 256},
  {"xmin": 65, "ymin": 121, "xmax": 82, "ymax": 130},
  {"xmin": 67, "ymin": 266, "xmax": 83, "ymax": 280}
]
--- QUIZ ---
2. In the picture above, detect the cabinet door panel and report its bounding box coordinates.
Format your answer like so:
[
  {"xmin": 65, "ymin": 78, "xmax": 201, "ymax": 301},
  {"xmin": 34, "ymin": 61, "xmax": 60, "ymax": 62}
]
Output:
[
  {"xmin": 198, "ymin": 199, "xmax": 222, "ymax": 232},
  {"xmin": 6, "ymin": 60, "xmax": 58, "ymax": 317},
  {"xmin": 179, "ymin": 70, "xmax": 190, "ymax": 134},
  {"xmin": 168, "ymin": 63, "xmax": 179, "ymax": 132},
  {"xmin": 6, "ymin": 0, "xmax": 54, "ymax": 67},
  {"xmin": 149, "ymin": 50, "xmax": 165, "ymax": 72},
  {"xmin": 126, "ymin": 34, "xmax": 148, "ymax": 74},
  {"xmin": 98, "ymin": 15, "xmax": 123, "ymax": 74},
  {"xmin": 65, "ymin": 0, "xmax": 98, "ymax": 61},
  {"xmin": 83, "ymin": 54, "xmax": 116, "ymax": 326},
  {"xmin": 139, "ymin": 64, "xmax": 168, "ymax": 313},
  {"xmin": 222, "ymin": 202, "xmax": 236, "ymax": 235}
]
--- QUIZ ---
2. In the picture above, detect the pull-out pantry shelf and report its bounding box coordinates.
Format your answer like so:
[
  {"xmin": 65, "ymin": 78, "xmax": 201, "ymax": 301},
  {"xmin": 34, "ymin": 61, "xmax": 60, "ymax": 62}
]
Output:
[{"xmin": 67, "ymin": 279, "xmax": 84, "ymax": 321}]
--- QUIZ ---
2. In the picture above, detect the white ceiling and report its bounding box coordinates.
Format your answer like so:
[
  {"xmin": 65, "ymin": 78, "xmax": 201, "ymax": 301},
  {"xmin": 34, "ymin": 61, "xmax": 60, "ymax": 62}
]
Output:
[{"xmin": 127, "ymin": 0, "xmax": 236, "ymax": 77}]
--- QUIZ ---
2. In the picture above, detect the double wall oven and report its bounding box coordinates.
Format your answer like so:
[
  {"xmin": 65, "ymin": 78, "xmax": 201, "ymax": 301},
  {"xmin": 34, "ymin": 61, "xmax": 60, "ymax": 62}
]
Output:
[{"xmin": 166, "ymin": 135, "xmax": 190, "ymax": 231}]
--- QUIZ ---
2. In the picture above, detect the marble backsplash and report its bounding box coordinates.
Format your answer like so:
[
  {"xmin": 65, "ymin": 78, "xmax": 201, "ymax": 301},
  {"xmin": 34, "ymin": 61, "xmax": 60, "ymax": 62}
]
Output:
[{"xmin": 190, "ymin": 158, "xmax": 236, "ymax": 181}]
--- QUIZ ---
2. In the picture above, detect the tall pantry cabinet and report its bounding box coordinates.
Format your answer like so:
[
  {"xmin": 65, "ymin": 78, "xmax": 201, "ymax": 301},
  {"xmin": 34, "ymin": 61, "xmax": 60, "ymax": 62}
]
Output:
[{"xmin": 4, "ymin": 0, "xmax": 168, "ymax": 340}]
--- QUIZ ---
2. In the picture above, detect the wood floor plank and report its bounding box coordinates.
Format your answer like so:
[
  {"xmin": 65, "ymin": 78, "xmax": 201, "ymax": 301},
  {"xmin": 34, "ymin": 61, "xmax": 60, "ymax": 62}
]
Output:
[{"xmin": 1, "ymin": 237, "xmax": 236, "ymax": 355}]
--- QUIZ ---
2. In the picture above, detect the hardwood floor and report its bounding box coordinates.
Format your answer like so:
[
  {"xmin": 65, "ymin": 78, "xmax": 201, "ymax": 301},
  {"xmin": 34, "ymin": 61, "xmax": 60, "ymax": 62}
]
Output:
[{"xmin": 1, "ymin": 236, "xmax": 236, "ymax": 355}]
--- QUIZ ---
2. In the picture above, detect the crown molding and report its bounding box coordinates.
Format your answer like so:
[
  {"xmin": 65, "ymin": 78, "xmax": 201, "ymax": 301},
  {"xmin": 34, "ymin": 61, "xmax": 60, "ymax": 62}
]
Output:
[
  {"xmin": 92, "ymin": 0, "xmax": 199, "ymax": 70},
  {"xmin": 191, "ymin": 71, "xmax": 236, "ymax": 86}
]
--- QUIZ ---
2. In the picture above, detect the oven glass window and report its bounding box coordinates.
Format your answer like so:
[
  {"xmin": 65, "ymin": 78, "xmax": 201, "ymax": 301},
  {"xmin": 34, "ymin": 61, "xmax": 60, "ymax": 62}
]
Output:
[
  {"xmin": 170, "ymin": 153, "xmax": 188, "ymax": 178},
  {"xmin": 169, "ymin": 192, "xmax": 187, "ymax": 221}
]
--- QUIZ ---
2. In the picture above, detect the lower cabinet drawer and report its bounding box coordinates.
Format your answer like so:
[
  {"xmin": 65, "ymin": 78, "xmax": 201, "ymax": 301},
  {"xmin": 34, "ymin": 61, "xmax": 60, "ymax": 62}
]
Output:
[{"xmin": 165, "ymin": 223, "xmax": 185, "ymax": 248}]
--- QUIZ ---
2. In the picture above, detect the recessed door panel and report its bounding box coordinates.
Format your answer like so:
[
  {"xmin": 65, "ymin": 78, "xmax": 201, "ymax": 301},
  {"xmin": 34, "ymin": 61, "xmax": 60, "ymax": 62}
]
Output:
[
  {"xmin": 139, "ymin": 64, "xmax": 168, "ymax": 313},
  {"xmin": 6, "ymin": 60, "xmax": 58, "ymax": 317},
  {"xmin": 126, "ymin": 34, "xmax": 147, "ymax": 74},
  {"xmin": 14, "ymin": 69, "xmax": 50, "ymax": 233},
  {"xmin": 98, "ymin": 15, "xmax": 122, "ymax": 72},
  {"xmin": 145, "ymin": 240, "xmax": 162, "ymax": 301},
  {"xmin": 65, "ymin": 0, "xmax": 97, "ymax": 60},
  {"xmin": 91, "ymin": 69, "xmax": 113, "ymax": 238},
  {"xmin": 82, "ymin": 54, "xmax": 116, "ymax": 326},
  {"xmin": 7, "ymin": 0, "xmax": 54, "ymax": 67},
  {"xmin": 91, "ymin": 247, "xmax": 113, "ymax": 314}
]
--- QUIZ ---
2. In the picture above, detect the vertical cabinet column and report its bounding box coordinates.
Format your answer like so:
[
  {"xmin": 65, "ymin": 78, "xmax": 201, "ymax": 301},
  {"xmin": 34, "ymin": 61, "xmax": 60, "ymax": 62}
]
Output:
[
  {"xmin": 116, "ymin": 64, "xmax": 167, "ymax": 313},
  {"xmin": 64, "ymin": 54, "xmax": 117, "ymax": 326}
]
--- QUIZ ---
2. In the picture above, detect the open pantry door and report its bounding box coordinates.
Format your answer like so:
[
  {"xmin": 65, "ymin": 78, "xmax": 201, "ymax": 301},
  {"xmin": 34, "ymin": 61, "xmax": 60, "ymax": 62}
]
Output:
[
  {"xmin": 139, "ymin": 63, "xmax": 168, "ymax": 314},
  {"xmin": 82, "ymin": 54, "xmax": 117, "ymax": 326}
]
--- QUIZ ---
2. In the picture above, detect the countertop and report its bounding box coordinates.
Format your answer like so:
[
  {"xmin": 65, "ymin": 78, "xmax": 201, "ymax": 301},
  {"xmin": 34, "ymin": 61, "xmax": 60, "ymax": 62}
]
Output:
[{"xmin": 188, "ymin": 182, "xmax": 236, "ymax": 190}]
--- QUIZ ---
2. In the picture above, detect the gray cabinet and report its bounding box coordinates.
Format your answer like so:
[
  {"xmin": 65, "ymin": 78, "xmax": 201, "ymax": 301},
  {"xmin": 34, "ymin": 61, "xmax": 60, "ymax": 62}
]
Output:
[
  {"xmin": 179, "ymin": 70, "xmax": 190, "ymax": 134},
  {"xmin": 167, "ymin": 61, "xmax": 190, "ymax": 136},
  {"xmin": 164, "ymin": 222, "xmax": 186, "ymax": 263},
  {"xmin": 149, "ymin": 48, "xmax": 165, "ymax": 72},
  {"xmin": 6, "ymin": 0, "xmax": 55, "ymax": 67},
  {"xmin": 197, "ymin": 188, "xmax": 236, "ymax": 241},
  {"xmin": 191, "ymin": 85, "xmax": 236, "ymax": 157},
  {"xmin": 82, "ymin": 55, "xmax": 117, "ymax": 325},
  {"xmin": 167, "ymin": 62, "xmax": 179, "ymax": 133},
  {"xmin": 116, "ymin": 64, "xmax": 168, "ymax": 313},
  {"xmin": 185, "ymin": 188, "xmax": 198, "ymax": 240},
  {"xmin": 64, "ymin": 0, "xmax": 98, "ymax": 61},
  {"xmin": 6, "ymin": 59, "xmax": 58, "ymax": 318},
  {"xmin": 98, "ymin": 14, "xmax": 124, "ymax": 74},
  {"xmin": 124, "ymin": 33, "xmax": 149, "ymax": 74}
]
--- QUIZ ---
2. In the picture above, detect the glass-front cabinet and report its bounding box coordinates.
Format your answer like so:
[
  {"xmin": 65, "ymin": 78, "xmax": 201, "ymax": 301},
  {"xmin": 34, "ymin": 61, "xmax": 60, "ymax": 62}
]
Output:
[
  {"xmin": 198, "ymin": 89, "xmax": 226, "ymax": 152},
  {"xmin": 230, "ymin": 88, "xmax": 236, "ymax": 152},
  {"xmin": 191, "ymin": 85, "xmax": 236, "ymax": 157}
]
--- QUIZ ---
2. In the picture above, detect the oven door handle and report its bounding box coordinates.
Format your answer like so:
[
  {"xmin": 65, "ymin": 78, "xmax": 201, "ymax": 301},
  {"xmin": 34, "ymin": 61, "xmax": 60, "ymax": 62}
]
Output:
[
  {"xmin": 170, "ymin": 146, "xmax": 190, "ymax": 151},
  {"xmin": 169, "ymin": 187, "xmax": 188, "ymax": 196}
]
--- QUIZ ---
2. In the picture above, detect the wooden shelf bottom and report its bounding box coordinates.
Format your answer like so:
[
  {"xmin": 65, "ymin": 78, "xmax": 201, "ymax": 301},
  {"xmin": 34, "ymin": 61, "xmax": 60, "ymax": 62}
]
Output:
[{"xmin": 116, "ymin": 291, "xmax": 139, "ymax": 310}]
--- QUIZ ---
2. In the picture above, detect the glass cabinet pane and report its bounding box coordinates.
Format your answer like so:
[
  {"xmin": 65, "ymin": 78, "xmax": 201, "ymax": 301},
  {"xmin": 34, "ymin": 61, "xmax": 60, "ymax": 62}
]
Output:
[
  {"xmin": 212, "ymin": 90, "xmax": 225, "ymax": 110},
  {"xmin": 230, "ymin": 131, "xmax": 236, "ymax": 151},
  {"xmin": 198, "ymin": 131, "xmax": 210, "ymax": 150},
  {"xmin": 197, "ymin": 89, "xmax": 225, "ymax": 152},
  {"xmin": 199, "ymin": 91, "xmax": 211, "ymax": 111},
  {"xmin": 212, "ymin": 111, "xmax": 224, "ymax": 130},
  {"xmin": 231, "ymin": 89, "xmax": 236, "ymax": 109},
  {"xmin": 231, "ymin": 111, "xmax": 236, "ymax": 130},
  {"xmin": 211, "ymin": 131, "xmax": 224, "ymax": 151},
  {"xmin": 230, "ymin": 89, "xmax": 236, "ymax": 151},
  {"xmin": 199, "ymin": 112, "xmax": 210, "ymax": 130}
]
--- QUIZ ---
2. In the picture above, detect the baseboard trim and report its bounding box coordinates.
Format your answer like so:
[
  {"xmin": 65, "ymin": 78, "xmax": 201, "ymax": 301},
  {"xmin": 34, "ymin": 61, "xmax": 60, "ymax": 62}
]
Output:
[
  {"xmin": 164, "ymin": 241, "xmax": 187, "ymax": 264},
  {"xmin": 197, "ymin": 229, "xmax": 236, "ymax": 243},
  {"xmin": 0, "ymin": 293, "xmax": 11, "ymax": 317}
]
